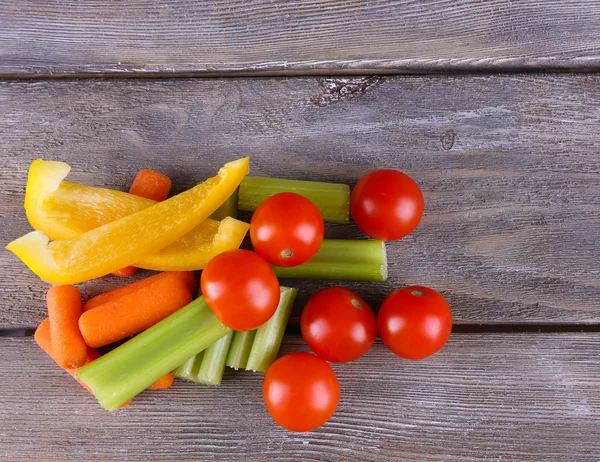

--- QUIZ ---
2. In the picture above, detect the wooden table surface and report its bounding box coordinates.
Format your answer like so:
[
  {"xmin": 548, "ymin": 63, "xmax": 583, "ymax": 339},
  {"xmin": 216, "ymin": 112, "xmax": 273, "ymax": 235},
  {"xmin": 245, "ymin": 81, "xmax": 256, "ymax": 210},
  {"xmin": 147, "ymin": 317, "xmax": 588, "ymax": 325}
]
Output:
[{"xmin": 1, "ymin": 2, "xmax": 599, "ymax": 461}]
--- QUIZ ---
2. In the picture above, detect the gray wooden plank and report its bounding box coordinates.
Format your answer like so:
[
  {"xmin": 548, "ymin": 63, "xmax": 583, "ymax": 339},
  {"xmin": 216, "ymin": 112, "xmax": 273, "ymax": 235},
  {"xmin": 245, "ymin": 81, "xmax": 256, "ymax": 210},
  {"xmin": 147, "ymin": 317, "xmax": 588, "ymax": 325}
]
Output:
[
  {"xmin": 1, "ymin": 1, "xmax": 599, "ymax": 77},
  {"xmin": 1, "ymin": 74, "xmax": 599, "ymax": 328},
  {"xmin": 1, "ymin": 334, "xmax": 599, "ymax": 461}
]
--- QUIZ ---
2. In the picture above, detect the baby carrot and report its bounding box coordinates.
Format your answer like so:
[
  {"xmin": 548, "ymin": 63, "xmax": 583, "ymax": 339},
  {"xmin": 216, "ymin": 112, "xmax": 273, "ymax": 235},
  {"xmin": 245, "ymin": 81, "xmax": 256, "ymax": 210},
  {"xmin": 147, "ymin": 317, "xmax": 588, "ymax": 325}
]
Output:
[
  {"xmin": 36, "ymin": 318, "xmax": 100, "ymax": 391},
  {"xmin": 114, "ymin": 169, "xmax": 172, "ymax": 277},
  {"xmin": 79, "ymin": 275, "xmax": 194, "ymax": 348},
  {"xmin": 35, "ymin": 318, "xmax": 132, "ymax": 407},
  {"xmin": 129, "ymin": 169, "xmax": 172, "ymax": 202},
  {"xmin": 84, "ymin": 271, "xmax": 197, "ymax": 311},
  {"xmin": 148, "ymin": 372, "xmax": 175, "ymax": 390},
  {"xmin": 47, "ymin": 285, "xmax": 88, "ymax": 369},
  {"xmin": 112, "ymin": 266, "xmax": 138, "ymax": 278}
]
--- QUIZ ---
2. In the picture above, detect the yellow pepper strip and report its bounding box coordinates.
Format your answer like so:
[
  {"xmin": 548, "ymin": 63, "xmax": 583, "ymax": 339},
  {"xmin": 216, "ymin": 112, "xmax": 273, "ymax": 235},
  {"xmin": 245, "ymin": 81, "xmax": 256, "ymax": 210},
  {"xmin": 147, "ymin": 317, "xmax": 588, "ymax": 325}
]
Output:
[
  {"xmin": 20, "ymin": 159, "xmax": 249, "ymax": 271},
  {"xmin": 7, "ymin": 157, "xmax": 249, "ymax": 284},
  {"xmin": 136, "ymin": 217, "xmax": 248, "ymax": 271},
  {"xmin": 25, "ymin": 160, "xmax": 159, "ymax": 240}
]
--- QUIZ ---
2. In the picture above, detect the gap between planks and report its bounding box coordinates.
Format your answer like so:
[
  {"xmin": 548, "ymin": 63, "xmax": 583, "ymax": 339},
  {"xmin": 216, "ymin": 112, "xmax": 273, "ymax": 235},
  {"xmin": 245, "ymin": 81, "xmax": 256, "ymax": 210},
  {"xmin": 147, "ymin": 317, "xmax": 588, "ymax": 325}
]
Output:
[
  {"xmin": 3, "ymin": 323, "xmax": 600, "ymax": 338},
  {"xmin": 1, "ymin": 66, "xmax": 600, "ymax": 82}
]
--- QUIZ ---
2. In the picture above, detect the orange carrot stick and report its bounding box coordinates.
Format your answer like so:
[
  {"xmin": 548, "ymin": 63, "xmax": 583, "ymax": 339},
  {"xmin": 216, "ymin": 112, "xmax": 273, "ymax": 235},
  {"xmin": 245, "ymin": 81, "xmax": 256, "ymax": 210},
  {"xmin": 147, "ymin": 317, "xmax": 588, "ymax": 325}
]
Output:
[
  {"xmin": 113, "ymin": 169, "xmax": 173, "ymax": 277},
  {"xmin": 148, "ymin": 372, "xmax": 175, "ymax": 390},
  {"xmin": 84, "ymin": 271, "xmax": 197, "ymax": 311},
  {"xmin": 112, "ymin": 266, "xmax": 138, "ymax": 278},
  {"xmin": 129, "ymin": 169, "xmax": 172, "ymax": 202},
  {"xmin": 47, "ymin": 285, "xmax": 88, "ymax": 369},
  {"xmin": 37, "ymin": 319, "xmax": 171, "ymax": 395},
  {"xmin": 35, "ymin": 318, "xmax": 132, "ymax": 407},
  {"xmin": 79, "ymin": 275, "xmax": 193, "ymax": 348}
]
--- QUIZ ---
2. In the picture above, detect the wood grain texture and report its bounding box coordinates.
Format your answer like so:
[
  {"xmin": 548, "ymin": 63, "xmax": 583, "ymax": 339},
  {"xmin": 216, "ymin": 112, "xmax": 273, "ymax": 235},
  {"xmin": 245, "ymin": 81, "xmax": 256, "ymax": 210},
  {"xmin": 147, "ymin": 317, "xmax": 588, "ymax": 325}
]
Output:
[
  {"xmin": 0, "ymin": 334, "xmax": 599, "ymax": 461},
  {"xmin": 1, "ymin": 0, "xmax": 599, "ymax": 77},
  {"xmin": 1, "ymin": 74, "xmax": 599, "ymax": 328}
]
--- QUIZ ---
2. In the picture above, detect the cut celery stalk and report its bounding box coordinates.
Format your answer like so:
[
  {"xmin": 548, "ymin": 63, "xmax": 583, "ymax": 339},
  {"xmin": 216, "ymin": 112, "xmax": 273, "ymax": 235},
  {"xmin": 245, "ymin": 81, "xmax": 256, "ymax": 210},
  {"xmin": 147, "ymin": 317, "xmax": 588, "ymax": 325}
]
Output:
[
  {"xmin": 246, "ymin": 286, "xmax": 297, "ymax": 372},
  {"xmin": 238, "ymin": 176, "xmax": 350, "ymax": 223},
  {"xmin": 226, "ymin": 330, "xmax": 257, "ymax": 370},
  {"xmin": 173, "ymin": 351, "xmax": 204, "ymax": 382},
  {"xmin": 272, "ymin": 239, "xmax": 387, "ymax": 282},
  {"xmin": 195, "ymin": 331, "xmax": 234, "ymax": 385},
  {"xmin": 210, "ymin": 189, "xmax": 239, "ymax": 220},
  {"xmin": 76, "ymin": 297, "xmax": 230, "ymax": 411}
]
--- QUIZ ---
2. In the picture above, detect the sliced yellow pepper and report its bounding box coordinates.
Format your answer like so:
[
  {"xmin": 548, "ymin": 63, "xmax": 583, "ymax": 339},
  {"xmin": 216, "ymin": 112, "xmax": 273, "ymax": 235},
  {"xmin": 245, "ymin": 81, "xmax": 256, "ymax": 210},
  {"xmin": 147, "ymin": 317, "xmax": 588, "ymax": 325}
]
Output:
[
  {"xmin": 20, "ymin": 159, "xmax": 249, "ymax": 271},
  {"xmin": 7, "ymin": 157, "xmax": 249, "ymax": 284}
]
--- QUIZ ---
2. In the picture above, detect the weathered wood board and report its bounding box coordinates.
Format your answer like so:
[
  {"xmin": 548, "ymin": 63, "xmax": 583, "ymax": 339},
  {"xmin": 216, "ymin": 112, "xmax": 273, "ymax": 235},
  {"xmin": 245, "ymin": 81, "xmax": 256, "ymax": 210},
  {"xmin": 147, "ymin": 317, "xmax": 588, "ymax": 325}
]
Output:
[
  {"xmin": 1, "ymin": 334, "xmax": 599, "ymax": 461},
  {"xmin": 1, "ymin": 74, "xmax": 599, "ymax": 328},
  {"xmin": 1, "ymin": 1, "xmax": 599, "ymax": 77}
]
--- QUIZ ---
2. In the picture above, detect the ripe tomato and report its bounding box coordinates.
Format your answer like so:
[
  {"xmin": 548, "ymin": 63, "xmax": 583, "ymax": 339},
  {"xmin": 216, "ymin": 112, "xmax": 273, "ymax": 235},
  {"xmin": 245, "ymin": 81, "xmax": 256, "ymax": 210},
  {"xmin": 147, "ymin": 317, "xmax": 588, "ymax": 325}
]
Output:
[
  {"xmin": 350, "ymin": 169, "xmax": 424, "ymax": 241},
  {"xmin": 263, "ymin": 352, "xmax": 340, "ymax": 432},
  {"xmin": 201, "ymin": 249, "xmax": 280, "ymax": 331},
  {"xmin": 301, "ymin": 287, "xmax": 377, "ymax": 363},
  {"xmin": 378, "ymin": 286, "xmax": 452, "ymax": 360},
  {"xmin": 250, "ymin": 192, "xmax": 324, "ymax": 267}
]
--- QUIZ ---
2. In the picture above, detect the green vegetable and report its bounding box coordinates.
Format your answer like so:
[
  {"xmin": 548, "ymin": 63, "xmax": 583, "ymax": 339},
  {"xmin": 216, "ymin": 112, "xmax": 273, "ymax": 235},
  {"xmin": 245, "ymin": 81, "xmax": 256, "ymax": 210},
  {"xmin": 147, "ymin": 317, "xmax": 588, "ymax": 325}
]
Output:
[
  {"xmin": 238, "ymin": 176, "xmax": 350, "ymax": 223},
  {"xmin": 175, "ymin": 331, "xmax": 234, "ymax": 386},
  {"xmin": 272, "ymin": 239, "xmax": 387, "ymax": 282},
  {"xmin": 76, "ymin": 297, "xmax": 230, "ymax": 411},
  {"xmin": 173, "ymin": 351, "xmax": 204, "ymax": 381},
  {"xmin": 226, "ymin": 330, "xmax": 257, "ymax": 370},
  {"xmin": 210, "ymin": 189, "xmax": 239, "ymax": 220},
  {"xmin": 246, "ymin": 286, "xmax": 297, "ymax": 372}
]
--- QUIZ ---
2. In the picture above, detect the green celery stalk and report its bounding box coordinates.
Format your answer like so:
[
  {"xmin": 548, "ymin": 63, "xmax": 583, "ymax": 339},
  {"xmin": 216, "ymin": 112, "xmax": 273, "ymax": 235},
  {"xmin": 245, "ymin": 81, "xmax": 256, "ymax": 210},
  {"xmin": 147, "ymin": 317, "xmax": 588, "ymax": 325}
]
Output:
[
  {"xmin": 76, "ymin": 297, "xmax": 230, "ymax": 411},
  {"xmin": 272, "ymin": 239, "xmax": 387, "ymax": 282},
  {"xmin": 226, "ymin": 330, "xmax": 257, "ymax": 370},
  {"xmin": 238, "ymin": 176, "xmax": 350, "ymax": 223},
  {"xmin": 246, "ymin": 286, "xmax": 297, "ymax": 372},
  {"xmin": 197, "ymin": 331, "xmax": 234, "ymax": 385},
  {"xmin": 173, "ymin": 351, "xmax": 205, "ymax": 381},
  {"xmin": 174, "ymin": 331, "xmax": 234, "ymax": 386},
  {"xmin": 210, "ymin": 189, "xmax": 239, "ymax": 220}
]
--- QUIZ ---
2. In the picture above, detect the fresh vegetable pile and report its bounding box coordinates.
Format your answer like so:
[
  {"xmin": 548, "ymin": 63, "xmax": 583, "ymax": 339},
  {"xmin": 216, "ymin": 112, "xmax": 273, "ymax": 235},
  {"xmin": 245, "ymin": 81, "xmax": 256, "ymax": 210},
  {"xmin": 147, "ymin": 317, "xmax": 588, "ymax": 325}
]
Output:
[{"xmin": 7, "ymin": 157, "xmax": 452, "ymax": 432}]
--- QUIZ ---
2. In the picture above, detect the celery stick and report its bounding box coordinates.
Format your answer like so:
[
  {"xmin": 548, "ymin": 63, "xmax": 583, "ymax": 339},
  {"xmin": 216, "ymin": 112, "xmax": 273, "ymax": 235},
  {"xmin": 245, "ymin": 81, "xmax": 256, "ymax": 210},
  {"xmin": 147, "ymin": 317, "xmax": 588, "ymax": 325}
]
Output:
[
  {"xmin": 246, "ymin": 286, "xmax": 297, "ymax": 372},
  {"xmin": 238, "ymin": 176, "xmax": 349, "ymax": 223},
  {"xmin": 76, "ymin": 297, "xmax": 230, "ymax": 411},
  {"xmin": 226, "ymin": 330, "xmax": 257, "ymax": 370},
  {"xmin": 210, "ymin": 189, "xmax": 239, "ymax": 220},
  {"xmin": 272, "ymin": 239, "xmax": 387, "ymax": 282},
  {"xmin": 173, "ymin": 351, "xmax": 204, "ymax": 382},
  {"xmin": 195, "ymin": 331, "xmax": 234, "ymax": 385}
]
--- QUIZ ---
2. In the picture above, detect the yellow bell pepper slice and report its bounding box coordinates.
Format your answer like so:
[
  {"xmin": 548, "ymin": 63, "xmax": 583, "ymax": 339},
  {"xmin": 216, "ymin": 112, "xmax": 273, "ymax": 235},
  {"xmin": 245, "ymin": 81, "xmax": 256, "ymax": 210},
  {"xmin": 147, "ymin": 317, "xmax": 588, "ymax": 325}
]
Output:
[
  {"xmin": 136, "ymin": 217, "xmax": 247, "ymax": 271},
  {"xmin": 20, "ymin": 159, "xmax": 249, "ymax": 271},
  {"xmin": 7, "ymin": 157, "xmax": 249, "ymax": 284}
]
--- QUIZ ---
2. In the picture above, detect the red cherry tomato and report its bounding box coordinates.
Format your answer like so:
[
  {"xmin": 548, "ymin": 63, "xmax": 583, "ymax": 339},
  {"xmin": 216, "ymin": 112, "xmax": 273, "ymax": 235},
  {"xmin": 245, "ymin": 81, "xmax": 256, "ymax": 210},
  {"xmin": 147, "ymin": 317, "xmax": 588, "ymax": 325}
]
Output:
[
  {"xmin": 201, "ymin": 249, "xmax": 280, "ymax": 331},
  {"xmin": 263, "ymin": 352, "xmax": 340, "ymax": 432},
  {"xmin": 250, "ymin": 192, "xmax": 324, "ymax": 267},
  {"xmin": 301, "ymin": 287, "xmax": 377, "ymax": 363},
  {"xmin": 350, "ymin": 169, "xmax": 424, "ymax": 241},
  {"xmin": 378, "ymin": 286, "xmax": 452, "ymax": 360}
]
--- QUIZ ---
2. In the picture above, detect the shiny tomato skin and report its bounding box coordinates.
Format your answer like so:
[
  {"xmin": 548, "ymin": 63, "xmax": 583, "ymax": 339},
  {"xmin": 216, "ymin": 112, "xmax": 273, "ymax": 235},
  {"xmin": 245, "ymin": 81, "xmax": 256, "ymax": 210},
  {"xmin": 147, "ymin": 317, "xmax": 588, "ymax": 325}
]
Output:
[
  {"xmin": 350, "ymin": 169, "xmax": 424, "ymax": 241},
  {"xmin": 250, "ymin": 192, "xmax": 324, "ymax": 267},
  {"xmin": 378, "ymin": 286, "xmax": 452, "ymax": 360},
  {"xmin": 263, "ymin": 352, "xmax": 340, "ymax": 432},
  {"xmin": 201, "ymin": 249, "xmax": 280, "ymax": 331},
  {"xmin": 301, "ymin": 287, "xmax": 377, "ymax": 363}
]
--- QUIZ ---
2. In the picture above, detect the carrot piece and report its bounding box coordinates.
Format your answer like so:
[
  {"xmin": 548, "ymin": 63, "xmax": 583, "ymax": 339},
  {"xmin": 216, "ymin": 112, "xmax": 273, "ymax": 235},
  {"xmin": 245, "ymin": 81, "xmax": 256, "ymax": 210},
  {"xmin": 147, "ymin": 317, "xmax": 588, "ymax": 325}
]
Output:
[
  {"xmin": 35, "ymin": 318, "xmax": 96, "ymax": 393},
  {"xmin": 46, "ymin": 285, "xmax": 88, "ymax": 369},
  {"xmin": 148, "ymin": 372, "xmax": 175, "ymax": 389},
  {"xmin": 37, "ymin": 319, "xmax": 169, "ymax": 399},
  {"xmin": 129, "ymin": 169, "xmax": 172, "ymax": 202},
  {"xmin": 112, "ymin": 266, "xmax": 138, "ymax": 278},
  {"xmin": 79, "ymin": 275, "xmax": 194, "ymax": 348},
  {"xmin": 112, "ymin": 169, "xmax": 172, "ymax": 278},
  {"xmin": 84, "ymin": 271, "xmax": 197, "ymax": 311}
]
